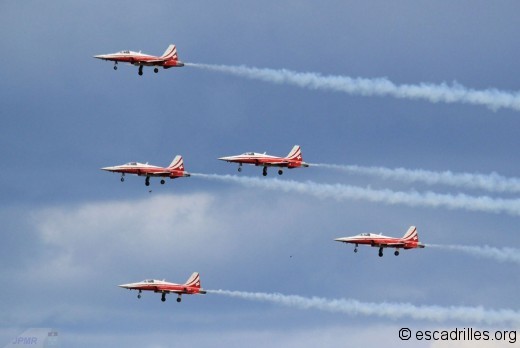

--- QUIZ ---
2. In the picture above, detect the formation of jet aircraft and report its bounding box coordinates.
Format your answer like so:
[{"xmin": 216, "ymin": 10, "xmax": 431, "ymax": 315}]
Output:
[
  {"xmin": 335, "ymin": 226, "xmax": 425, "ymax": 257},
  {"xmin": 101, "ymin": 155, "xmax": 189, "ymax": 186},
  {"xmin": 219, "ymin": 145, "xmax": 309, "ymax": 176},
  {"xmin": 94, "ymin": 44, "xmax": 184, "ymax": 75},
  {"xmin": 119, "ymin": 272, "xmax": 206, "ymax": 302},
  {"xmin": 95, "ymin": 43, "xmax": 428, "ymax": 305}
]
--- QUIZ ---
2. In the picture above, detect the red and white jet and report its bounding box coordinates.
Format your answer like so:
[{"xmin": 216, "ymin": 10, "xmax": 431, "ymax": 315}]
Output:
[
  {"xmin": 94, "ymin": 44, "xmax": 184, "ymax": 75},
  {"xmin": 218, "ymin": 145, "xmax": 309, "ymax": 176},
  {"xmin": 101, "ymin": 155, "xmax": 190, "ymax": 186},
  {"xmin": 335, "ymin": 226, "xmax": 425, "ymax": 257},
  {"xmin": 119, "ymin": 272, "xmax": 206, "ymax": 303}
]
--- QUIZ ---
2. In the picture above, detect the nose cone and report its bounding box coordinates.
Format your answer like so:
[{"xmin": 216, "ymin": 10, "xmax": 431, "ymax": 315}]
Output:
[
  {"xmin": 93, "ymin": 54, "xmax": 111, "ymax": 60},
  {"xmin": 218, "ymin": 156, "xmax": 233, "ymax": 162},
  {"xmin": 101, "ymin": 166, "xmax": 118, "ymax": 172},
  {"xmin": 334, "ymin": 237, "xmax": 350, "ymax": 243},
  {"xmin": 118, "ymin": 283, "xmax": 132, "ymax": 289}
]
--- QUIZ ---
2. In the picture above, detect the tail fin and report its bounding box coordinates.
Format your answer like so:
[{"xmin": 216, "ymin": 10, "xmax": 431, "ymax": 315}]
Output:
[
  {"xmin": 184, "ymin": 272, "xmax": 201, "ymax": 288},
  {"xmin": 402, "ymin": 226, "xmax": 418, "ymax": 241},
  {"xmin": 161, "ymin": 44, "xmax": 178, "ymax": 60},
  {"xmin": 168, "ymin": 155, "xmax": 184, "ymax": 170},
  {"xmin": 285, "ymin": 145, "xmax": 302, "ymax": 160}
]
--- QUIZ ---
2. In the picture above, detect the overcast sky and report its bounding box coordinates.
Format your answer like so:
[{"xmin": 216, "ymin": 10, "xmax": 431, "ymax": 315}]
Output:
[{"xmin": 1, "ymin": 1, "xmax": 519, "ymax": 347}]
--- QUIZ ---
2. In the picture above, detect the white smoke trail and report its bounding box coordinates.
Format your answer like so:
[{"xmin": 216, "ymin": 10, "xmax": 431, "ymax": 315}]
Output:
[
  {"xmin": 186, "ymin": 63, "xmax": 520, "ymax": 112},
  {"xmin": 428, "ymin": 244, "xmax": 520, "ymax": 264},
  {"xmin": 192, "ymin": 173, "xmax": 520, "ymax": 216},
  {"xmin": 207, "ymin": 289, "xmax": 520, "ymax": 326},
  {"xmin": 312, "ymin": 163, "xmax": 520, "ymax": 194}
]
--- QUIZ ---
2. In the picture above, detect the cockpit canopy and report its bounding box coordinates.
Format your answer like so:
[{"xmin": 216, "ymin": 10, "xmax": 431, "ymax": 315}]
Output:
[
  {"xmin": 120, "ymin": 50, "xmax": 130, "ymax": 54},
  {"xmin": 242, "ymin": 152, "xmax": 255, "ymax": 156},
  {"xmin": 143, "ymin": 279, "xmax": 155, "ymax": 283}
]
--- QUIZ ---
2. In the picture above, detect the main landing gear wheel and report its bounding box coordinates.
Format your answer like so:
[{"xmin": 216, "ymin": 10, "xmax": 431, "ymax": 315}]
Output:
[
  {"xmin": 145, "ymin": 177, "xmax": 150, "ymax": 186},
  {"xmin": 120, "ymin": 177, "xmax": 125, "ymax": 182},
  {"xmin": 160, "ymin": 179, "xmax": 165, "ymax": 185},
  {"xmin": 113, "ymin": 65, "xmax": 118, "ymax": 70},
  {"xmin": 161, "ymin": 293, "xmax": 166, "ymax": 302},
  {"xmin": 378, "ymin": 247, "xmax": 384, "ymax": 257},
  {"xmin": 238, "ymin": 167, "xmax": 242, "ymax": 172},
  {"xmin": 154, "ymin": 68, "xmax": 159, "ymax": 73},
  {"xmin": 394, "ymin": 250, "xmax": 399, "ymax": 256},
  {"xmin": 354, "ymin": 248, "xmax": 358, "ymax": 253},
  {"xmin": 176, "ymin": 297, "xmax": 181, "ymax": 303},
  {"xmin": 262, "ymin": 167, "xmax": 267, "ymax": 176},
  {"xmin": 278, "ymin": 169, "xmax": 283, "ymax": 175},
  {"xmin": 137, "ymin": 294, "xmax": 141, "ymax": 299},
  {"xmin": 138, "ymin": 65, "xmax": 143, "ymax": 76}
]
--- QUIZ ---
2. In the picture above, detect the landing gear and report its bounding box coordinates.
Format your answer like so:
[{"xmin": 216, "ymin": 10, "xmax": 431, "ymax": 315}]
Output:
[
  {"xmin": 262, "ymin": 167, "xmax": 268, "ymax": 176},
  {"xmin": 354, "ymin": 243, "xmax": 358, "ymax": 253},
  {"xmin": 138, "ymin": 65, "xmax": 143, "ymax": 76},
  {"xmin": 394, "ymin": 250, "xmax": 399, "ymax": 256},
  {"xmin": 113, "ymin": 62, "xmax": 118, "ymax": 70},
  {"xmin": 278, "ymin": 169, "xmax": 283, "ymax": 175},
  {"xmin": 176, "ymin": 296, "xmax": 182, "ymax": 303},
  {"xmin": 120, "ymin": 177, "xmax": 125, "ymax": 182},
  {"xmin": 161, "ymin": 293, "xmax": 166, "ymax": 302},
  {"xmin": 154, "ymin": 68, "xmax": 159, "ymax": 73},
  {"xmin": 145, "ymin": 176, "xmax": 150, "ymax": 186},
  {"xmin": 160, "ymin": 179, "xmax": 165, "ymax": 185},
  {"xmin": 238, "ymin": 166, "xmax": 242, "ymax": 172},
  {"xmin": 378, "ymin": 247, "xmax": 384, "ymax": 257},
  {"xmin": 137, "ymin": 290, "xmax": 142, "ymax": 299}
]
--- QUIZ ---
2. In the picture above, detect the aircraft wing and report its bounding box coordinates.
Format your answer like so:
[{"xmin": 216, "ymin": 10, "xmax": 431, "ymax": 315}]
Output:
[
  {"xmin": 144, "ymin": 59, "xmax": 166, "ymax": 63},
  {"xmin": 373, "ymin": 242, "xmax": 406, "ymax": 248},
  {"xmin": 263, "ymin": 160, "xmax": 291, "ymax": 167},
  {"xmin": 146, "ymin": 171, "xmax": 172, "ymax": 177}
]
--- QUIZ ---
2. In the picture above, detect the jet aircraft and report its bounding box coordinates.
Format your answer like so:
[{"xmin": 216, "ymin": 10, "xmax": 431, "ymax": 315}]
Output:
[
  {"xmin": 335, "ymin": 226, "xmax": 425, "ymax": 257},
  {"xmin": 101, "ymin": 155, "xmax": 190, "ymax": 186},
  {"xmin": 94, "ymin": 44, "xmax": 184, "ymax": 75},
  {"xmin": 119, "ymin": 272, "xmax": 206, "ymax": 302},
  {"xmin": 218, "ymin": 145, "xmax": 309, "ymax": 176}
]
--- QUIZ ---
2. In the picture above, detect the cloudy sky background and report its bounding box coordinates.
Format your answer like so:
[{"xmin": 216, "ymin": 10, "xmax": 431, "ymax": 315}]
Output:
[{"xmin": 1, "ymin": 1, "xmax": 519, "ymax": 347}]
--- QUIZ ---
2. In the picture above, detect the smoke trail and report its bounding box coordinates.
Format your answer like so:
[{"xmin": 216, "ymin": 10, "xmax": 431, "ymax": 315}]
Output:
[
  {"xmin": 428, "ymin": 244, "xmax": 520, "ymax": 264},
  {"xmin": 312, "ymin": 163, "xmax": 520, "ymax": 194},
  {"xmin": 186, "ymin": 63, "xmax": 520, "ymax": 112},
  {"xmin": 192, "ymin": 173, "xmax": 520, "ymax": 216},
  {"xmin": 207, "ymin": 289, "xmax": 520, "ymax": 326}
]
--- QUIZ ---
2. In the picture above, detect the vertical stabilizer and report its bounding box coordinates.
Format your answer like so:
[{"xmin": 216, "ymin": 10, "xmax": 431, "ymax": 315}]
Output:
[
  {"xmin": 161, "ymin": 44, "xmax": 178, "ymax": 59},
  {"xmin": 184, "ymin": 272, "xmax": 201, "ymax": 288}
]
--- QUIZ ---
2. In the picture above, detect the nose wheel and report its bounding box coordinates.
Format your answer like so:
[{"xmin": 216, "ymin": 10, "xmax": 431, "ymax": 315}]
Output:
[
  {"xmin": 354, "ymin": 244, "xmax": 358, "ymax": 253},
  {"xmin": 137, "ymin": 290, "xmax": 142, "ymax": 299},
  {"xmin": 238, "ymin": 166, "xmax": 242, "ymax": 172}
]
